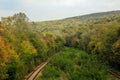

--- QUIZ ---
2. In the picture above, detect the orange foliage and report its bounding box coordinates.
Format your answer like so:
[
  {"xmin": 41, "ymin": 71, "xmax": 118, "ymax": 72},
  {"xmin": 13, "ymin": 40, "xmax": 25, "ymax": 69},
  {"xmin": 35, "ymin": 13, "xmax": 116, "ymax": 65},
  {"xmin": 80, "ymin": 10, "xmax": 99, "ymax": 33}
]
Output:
[{"xmin": 0, "ymin": 36, "xmax": 18, "ymax": 62}]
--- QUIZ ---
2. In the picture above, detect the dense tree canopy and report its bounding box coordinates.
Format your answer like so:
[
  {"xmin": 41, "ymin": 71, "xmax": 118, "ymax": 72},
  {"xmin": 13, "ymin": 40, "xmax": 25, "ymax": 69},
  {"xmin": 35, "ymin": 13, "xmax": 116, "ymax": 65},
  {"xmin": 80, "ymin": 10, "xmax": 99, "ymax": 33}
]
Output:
[{"xmin": 0, "ymin": 11, "xmax": 120, "ymax": 80}]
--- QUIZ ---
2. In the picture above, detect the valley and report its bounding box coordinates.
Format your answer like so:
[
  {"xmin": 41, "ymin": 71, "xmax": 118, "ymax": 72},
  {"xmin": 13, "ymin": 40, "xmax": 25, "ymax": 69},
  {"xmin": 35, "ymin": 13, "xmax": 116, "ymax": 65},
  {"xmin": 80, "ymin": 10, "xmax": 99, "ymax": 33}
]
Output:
[{"xmin": 0, "ymin": 11, "xmax": 120, "ymax": 80}]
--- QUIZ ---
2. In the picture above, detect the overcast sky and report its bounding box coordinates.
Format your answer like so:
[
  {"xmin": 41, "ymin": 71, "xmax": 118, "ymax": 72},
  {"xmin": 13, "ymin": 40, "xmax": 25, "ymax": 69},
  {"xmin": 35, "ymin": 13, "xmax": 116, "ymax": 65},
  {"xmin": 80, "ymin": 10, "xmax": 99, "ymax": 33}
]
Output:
[{"xmin": 0, "ymin": 0, "xmax": 120, "ymax": 21}]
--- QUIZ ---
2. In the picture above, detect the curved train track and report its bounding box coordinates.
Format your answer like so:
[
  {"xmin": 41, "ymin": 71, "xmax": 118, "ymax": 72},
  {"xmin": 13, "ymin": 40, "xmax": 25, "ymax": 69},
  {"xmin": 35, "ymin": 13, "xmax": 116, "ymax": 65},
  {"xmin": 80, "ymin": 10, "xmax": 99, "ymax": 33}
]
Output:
[
  {"xmin": 25, "ymin": 62, "xmax": 48, "ymax": 80},
  {"xmin": 109, "ymin": 70, "xmax": 120, "ymax": 79},
  {"xmin": 24, "ymin": 61, "xmax": 120, "ymax": 80}
]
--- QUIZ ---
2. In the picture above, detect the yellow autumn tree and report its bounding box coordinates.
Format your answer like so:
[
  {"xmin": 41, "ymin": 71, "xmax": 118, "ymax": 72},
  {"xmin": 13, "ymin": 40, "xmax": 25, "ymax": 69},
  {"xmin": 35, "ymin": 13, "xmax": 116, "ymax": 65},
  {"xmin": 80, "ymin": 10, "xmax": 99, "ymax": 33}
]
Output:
[
  {"xmin": 111, "ymin": 39, "xmax": 120, "ymax": 64},
  {"xmin": 0, "ymin": 35, "xmax": 18, "ymax": 79},
  {"xmin": 21, "ymin": 40, "xmax": 37, "ymax": 55}
]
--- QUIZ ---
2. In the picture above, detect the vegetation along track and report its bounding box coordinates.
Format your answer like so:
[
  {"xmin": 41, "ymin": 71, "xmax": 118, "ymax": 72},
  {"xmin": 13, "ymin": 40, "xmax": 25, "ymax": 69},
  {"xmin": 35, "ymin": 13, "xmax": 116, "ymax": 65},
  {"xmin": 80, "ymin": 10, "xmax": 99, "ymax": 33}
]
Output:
[
  {"xmin": 25, "ymin": 62, "xmax": 48, "ymax": 80},
  {"xmin": 109, "ymin": 70, "xmax": 120, "ymax": 79}
]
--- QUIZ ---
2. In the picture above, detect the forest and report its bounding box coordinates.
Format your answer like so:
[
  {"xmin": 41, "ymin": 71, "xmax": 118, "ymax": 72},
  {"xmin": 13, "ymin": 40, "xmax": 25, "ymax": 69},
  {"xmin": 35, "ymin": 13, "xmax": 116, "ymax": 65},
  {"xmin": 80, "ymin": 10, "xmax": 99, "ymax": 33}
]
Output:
[{"xmin": 0, "ymin": 11, "xmax": 120, "ymax": 80}]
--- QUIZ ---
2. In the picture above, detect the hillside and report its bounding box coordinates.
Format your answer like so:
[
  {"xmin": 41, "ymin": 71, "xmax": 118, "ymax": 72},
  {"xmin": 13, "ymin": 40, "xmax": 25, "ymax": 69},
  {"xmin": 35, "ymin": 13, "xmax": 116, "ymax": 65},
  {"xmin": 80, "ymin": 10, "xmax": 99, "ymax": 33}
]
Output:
[
  {"xmin": 33, "ymin": 10, "xmax": 120, "ymax": 36},
  {"xmin": 0, "ymin": 10, "xmax": 120, "ymax": 80},
  {"xmin": 70, "ymin": 10, "xmax": 120, "ymax": 19}
]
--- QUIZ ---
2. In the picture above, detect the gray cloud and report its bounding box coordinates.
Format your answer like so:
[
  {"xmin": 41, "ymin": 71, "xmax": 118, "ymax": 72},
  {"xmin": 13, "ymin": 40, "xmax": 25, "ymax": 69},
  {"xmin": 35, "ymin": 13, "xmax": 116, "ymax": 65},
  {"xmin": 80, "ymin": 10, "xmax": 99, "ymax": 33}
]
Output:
[{"xmin": 0, "ymin": 0, "xmax": 120, "ymax": 21}]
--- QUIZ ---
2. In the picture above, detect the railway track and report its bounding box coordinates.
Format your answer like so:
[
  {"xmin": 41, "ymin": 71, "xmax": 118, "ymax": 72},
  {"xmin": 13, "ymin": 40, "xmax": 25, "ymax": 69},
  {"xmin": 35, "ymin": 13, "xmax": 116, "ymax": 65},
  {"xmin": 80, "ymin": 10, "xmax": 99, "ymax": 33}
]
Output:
[
  {"xmin": 24, "ymin": 60, "xmax": 120, "ymax": 80},
  {"xmin": 25, "ymin": 62, "xmax": 48, "ymax": 80},
  {"xmin": 109, "ymin": 70, "xmax": 120, "ymax": 79}
]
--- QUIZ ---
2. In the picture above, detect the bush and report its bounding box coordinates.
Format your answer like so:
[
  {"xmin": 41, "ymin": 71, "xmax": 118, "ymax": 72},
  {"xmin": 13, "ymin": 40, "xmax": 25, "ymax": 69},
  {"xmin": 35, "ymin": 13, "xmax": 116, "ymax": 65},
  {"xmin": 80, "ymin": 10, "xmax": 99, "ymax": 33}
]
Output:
[
  {"xmin": 40, "ymin": 65, "xmax": 61, "ymax": 80},
  {"xmin": 38, "ymin": 48, "xmax": 109, "ymax": 80}
]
